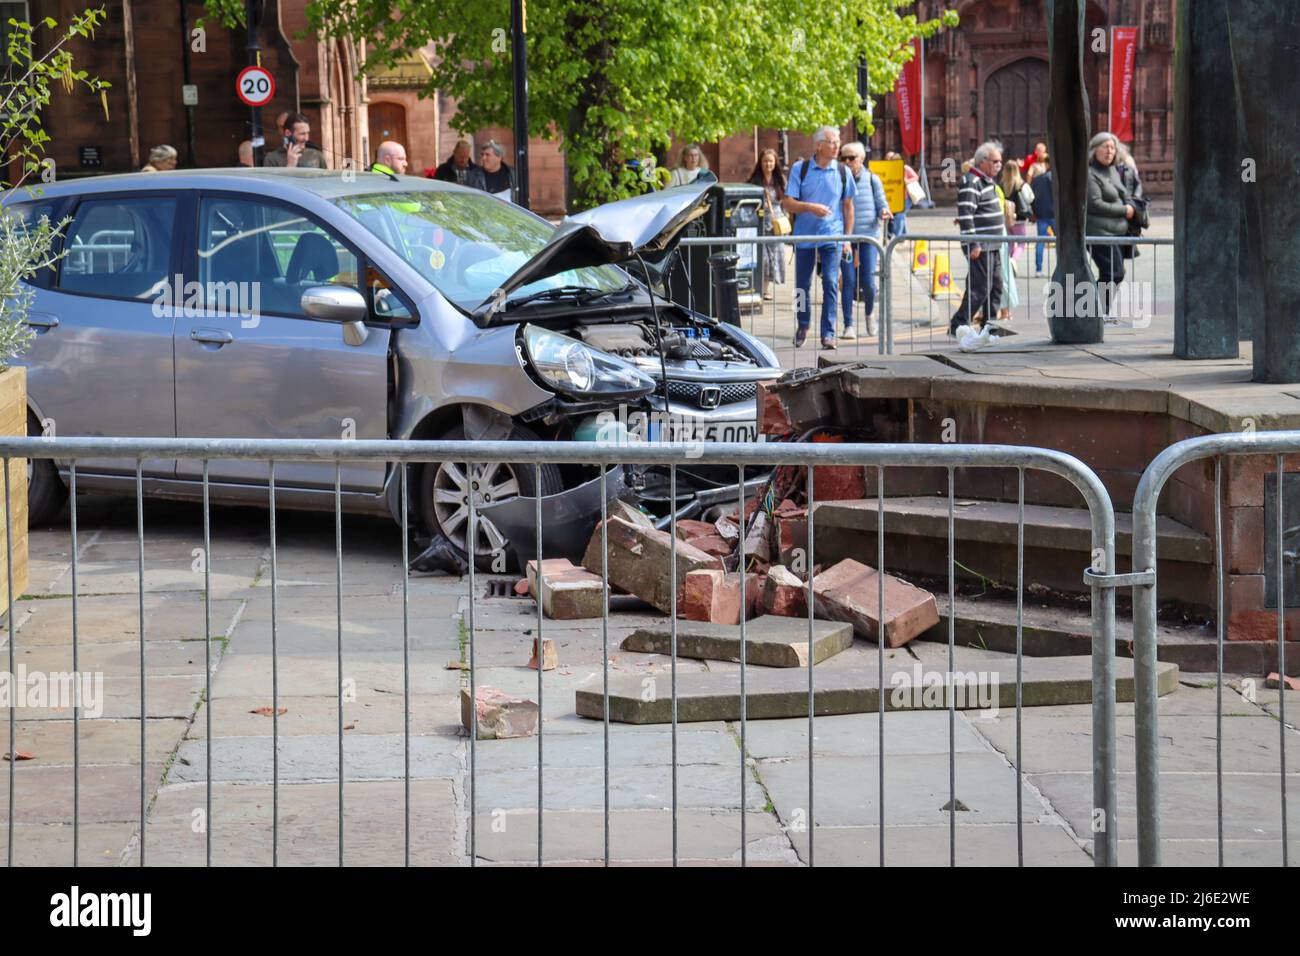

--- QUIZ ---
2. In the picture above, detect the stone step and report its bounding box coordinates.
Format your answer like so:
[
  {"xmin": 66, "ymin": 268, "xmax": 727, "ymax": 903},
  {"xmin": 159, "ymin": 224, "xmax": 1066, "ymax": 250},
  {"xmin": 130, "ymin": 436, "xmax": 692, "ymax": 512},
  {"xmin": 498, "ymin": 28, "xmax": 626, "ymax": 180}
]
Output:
[
  {"xmin": 929, "ymin": 592, "xmax": 1300, "ymax": 676},
  {"xmin": 574, "ymin": 655, "xmax": 1179, "ymax": 724},
  {"xmin": 620, "ymin": 617, "xmax": 853, "ymax": 668},
  {"xmin": 813, "ymin": 495, "xmax": 1213, "ymax": 607}
]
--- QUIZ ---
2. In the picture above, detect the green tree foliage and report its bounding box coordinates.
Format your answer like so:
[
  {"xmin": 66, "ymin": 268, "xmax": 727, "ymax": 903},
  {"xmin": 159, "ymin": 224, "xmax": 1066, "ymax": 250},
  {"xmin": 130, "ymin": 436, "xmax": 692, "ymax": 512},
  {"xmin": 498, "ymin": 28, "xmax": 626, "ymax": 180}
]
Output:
[
  {"xmin": 0, "ymin": 7, "xmax": 109, "ymax": 362},
  {"xmin": 207, "ymin": 0, "xmax": 957, "ymax": 209}
]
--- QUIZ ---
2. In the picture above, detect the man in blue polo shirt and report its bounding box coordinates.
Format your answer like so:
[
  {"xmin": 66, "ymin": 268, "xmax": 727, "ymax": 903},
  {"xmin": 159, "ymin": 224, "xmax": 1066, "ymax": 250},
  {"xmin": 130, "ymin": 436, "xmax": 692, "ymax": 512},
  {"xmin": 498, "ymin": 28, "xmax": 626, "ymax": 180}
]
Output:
[{"xmin": 782, "ymin": 125, "xmax": 856, "ymax": 349}]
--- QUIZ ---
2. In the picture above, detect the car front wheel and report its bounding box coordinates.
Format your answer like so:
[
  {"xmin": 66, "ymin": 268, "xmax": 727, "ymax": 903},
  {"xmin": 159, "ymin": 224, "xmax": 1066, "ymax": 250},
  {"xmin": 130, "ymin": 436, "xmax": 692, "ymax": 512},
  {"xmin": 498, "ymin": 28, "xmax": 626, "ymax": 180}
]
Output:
[
  {"xmin": 418, "ymin": 423, "xmax": 562, "ymax": 572},
  {"xmin": 26, "ymin": 413, "xmax": 67, "ymax": 526}
]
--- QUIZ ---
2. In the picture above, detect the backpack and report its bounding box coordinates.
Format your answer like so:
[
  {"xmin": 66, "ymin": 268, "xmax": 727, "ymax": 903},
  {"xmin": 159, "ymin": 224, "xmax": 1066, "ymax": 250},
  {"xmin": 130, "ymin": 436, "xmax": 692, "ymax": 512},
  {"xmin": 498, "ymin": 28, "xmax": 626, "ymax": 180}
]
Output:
[{"xmin": 797, "ymin": 156, "xmax": 848, "ymax": 199}]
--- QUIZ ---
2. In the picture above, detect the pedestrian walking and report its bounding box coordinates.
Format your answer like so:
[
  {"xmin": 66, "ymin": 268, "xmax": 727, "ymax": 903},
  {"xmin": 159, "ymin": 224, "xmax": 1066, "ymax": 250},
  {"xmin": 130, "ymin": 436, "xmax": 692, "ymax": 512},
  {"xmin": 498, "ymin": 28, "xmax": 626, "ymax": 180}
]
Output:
[
  {"xmin": 1085, "ymin": 131, "xmax": 1136, "ymax": 321},
  {"xmin": 1000, "ymin": 160, "xmax": 1034, "ymax": 262},
  {"xmin": 950, "ymin": 141, "xmax": 1005, "ymax": 336},
  {"xmin": 467, "ymin": 140, "xmax": 514, "ymax": 198},
  {"xmin": 1029, "ymin": 157, "xmax": 1055, "ymax": 276},
  {"xmin": 781, "ymin": 125, "xmax": 857, "ymax": 350},
  {"xmin": 1020, "ymin": 141, "xmax": 1048, "ymax": 177},
  {"xmin": 430, "ymin": 140, "xmax": 477, "ymax": 185},
  {"xmin": 263, "ymin": 113, "xmax": 328, "ymax": 169},
  {"xmin": 748, "ymin": 148, "xmax": 788, "ymax": 300},
  {"xmin": 996, "ymin": 177, "xmax": 1020, "ymax": 321},
  {"xmin": 839, "ymin": 141, "xmax": 890, "ymax": 338},
  {"xmin": 140, "ymin": 144, "xmax": 177, "ymax": 172}
]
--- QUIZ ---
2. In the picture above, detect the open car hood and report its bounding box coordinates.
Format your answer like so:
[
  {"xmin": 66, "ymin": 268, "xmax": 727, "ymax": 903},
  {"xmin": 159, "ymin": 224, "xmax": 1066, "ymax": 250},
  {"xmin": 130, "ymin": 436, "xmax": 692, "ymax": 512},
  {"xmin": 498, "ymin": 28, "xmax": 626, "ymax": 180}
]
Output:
[{"xmin": 474, "ymin": 182, "xmax": 713, "ymax": 320}]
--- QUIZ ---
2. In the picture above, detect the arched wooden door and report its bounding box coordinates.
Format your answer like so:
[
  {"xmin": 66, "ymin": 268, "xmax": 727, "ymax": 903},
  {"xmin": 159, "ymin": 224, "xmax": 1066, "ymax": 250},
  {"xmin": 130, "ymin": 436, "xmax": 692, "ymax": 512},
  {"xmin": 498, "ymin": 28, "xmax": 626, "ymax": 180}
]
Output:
[
  {"xmin": 368, "ymin": 102, "xmax": 408, "ymax": 165},
  {"xmin": 984, "ymin": 58, "xmax": 1049, "ymax": 163}
]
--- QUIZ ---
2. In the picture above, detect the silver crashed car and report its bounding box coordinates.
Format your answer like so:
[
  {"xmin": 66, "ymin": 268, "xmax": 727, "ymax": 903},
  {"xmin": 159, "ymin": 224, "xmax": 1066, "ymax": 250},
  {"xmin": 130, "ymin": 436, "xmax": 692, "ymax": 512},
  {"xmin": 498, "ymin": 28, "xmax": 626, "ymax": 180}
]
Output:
[{"xmin": 6, "ymin": 169, "xmax": 782, "ymax": 568}]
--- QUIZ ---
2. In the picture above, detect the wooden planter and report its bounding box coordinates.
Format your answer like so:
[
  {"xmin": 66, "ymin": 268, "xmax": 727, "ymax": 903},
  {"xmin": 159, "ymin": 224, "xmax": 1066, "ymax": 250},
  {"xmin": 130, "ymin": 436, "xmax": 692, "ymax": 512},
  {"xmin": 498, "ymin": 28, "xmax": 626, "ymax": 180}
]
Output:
[{"xmin": 0, "ymin": 365, "xmax": 28, "ymax": 609}]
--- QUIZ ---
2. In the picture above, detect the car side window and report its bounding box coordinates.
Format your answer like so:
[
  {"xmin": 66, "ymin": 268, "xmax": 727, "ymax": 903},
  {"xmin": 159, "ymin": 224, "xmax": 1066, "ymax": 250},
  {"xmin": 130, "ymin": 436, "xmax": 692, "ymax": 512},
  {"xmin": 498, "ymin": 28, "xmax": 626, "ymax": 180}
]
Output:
[
  {"xmin": 3, "ymin": 199, "xmax": 61, "ymax": 286},
  {"xmin": 365, "ymin": 264, "xmax": 414, "ymax": 322},
  {"xmin": 57, "ymin": 196, "xmax": 176, "ymax": 300},
  {"xmin": 198, "ymin": 197, "xmax": 359, "ymax": 319}
]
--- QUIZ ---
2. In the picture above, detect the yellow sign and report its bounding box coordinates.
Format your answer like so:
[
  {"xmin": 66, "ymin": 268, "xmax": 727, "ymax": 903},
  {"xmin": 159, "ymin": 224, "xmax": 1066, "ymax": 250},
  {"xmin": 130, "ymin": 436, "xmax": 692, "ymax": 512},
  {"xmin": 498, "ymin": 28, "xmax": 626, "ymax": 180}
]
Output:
[{"xmin": 869, "ymin": 158, "xmax": 907, "ymax": 215}]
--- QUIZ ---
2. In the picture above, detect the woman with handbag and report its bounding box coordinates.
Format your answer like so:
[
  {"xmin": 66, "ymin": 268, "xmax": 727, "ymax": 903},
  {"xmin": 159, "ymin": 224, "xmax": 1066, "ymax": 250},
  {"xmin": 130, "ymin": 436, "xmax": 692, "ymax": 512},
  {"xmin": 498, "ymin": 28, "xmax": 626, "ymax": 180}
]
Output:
[
  {"xmin": 749, "ymin": 148, "xmax": 789, "ymax": 300},
  {"xmin": 1086, "ymin": 132, "xmax": 1137, "ymax": 321}
]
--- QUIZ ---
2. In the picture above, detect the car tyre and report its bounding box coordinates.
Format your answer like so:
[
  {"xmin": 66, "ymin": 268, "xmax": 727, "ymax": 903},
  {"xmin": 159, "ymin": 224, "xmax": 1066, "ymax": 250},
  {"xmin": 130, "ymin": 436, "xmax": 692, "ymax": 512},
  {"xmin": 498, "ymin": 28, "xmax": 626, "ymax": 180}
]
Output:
[
  {"xmin": 26, "ymin": 413, "xmax": 67, "ymax": 526},
  {"xmin": 418, "ymin": 422, "xmax": 563, "ymax": 572}
]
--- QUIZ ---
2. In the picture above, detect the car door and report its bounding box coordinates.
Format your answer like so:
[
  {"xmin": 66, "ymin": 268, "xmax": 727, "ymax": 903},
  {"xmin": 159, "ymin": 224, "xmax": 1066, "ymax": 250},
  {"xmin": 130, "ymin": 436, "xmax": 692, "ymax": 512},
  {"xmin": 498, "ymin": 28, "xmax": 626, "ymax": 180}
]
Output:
[
  {"xmin": 173, "ymin": 193, "xmax": 390, "ymax": 491},
  {"xmin": 14, "ymin": 192, "xmax": 179, "ymax": 477}
]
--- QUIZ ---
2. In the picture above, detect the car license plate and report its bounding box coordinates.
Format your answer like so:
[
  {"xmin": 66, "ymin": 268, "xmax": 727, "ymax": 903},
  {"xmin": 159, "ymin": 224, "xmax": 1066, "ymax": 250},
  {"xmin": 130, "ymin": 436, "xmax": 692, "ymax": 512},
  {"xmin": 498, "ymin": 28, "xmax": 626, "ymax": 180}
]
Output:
[{"xmin": 646, "ymin": 420, "xmax": 757, "ymax": 444}]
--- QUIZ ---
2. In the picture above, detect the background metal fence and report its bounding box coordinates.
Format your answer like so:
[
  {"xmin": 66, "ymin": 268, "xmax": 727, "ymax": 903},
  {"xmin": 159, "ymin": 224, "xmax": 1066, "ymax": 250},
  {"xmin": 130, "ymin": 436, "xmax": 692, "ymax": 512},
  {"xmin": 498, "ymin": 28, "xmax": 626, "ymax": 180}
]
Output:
[
  {"xmin": 1, "ymin": 436, "xmax": 1120, "ymax": 866},
  {"xmin": 676, "ymin": 232, "xmax": 1174, "ymax": 362},
  {"xmin": 1131, "ymin": 431, "xmax": 1295, "ymax": 867}
]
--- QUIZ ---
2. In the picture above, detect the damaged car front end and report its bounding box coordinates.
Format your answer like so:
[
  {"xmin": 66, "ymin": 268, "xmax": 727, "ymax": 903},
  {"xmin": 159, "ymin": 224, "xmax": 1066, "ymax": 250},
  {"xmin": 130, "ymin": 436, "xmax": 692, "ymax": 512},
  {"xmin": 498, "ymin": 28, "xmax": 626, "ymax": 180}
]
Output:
[{"xmin": 339, "ymin": 181, "xmax": 782, "ymax": 571}]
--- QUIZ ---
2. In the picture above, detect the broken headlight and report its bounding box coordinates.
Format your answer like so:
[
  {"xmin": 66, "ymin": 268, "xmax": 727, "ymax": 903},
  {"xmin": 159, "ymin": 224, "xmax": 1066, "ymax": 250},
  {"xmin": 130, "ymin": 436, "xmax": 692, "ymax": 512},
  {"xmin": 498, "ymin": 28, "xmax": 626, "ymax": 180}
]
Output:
[{"xmin": 522, "ymin": 324, "xmax": 656, "ymax": 399}]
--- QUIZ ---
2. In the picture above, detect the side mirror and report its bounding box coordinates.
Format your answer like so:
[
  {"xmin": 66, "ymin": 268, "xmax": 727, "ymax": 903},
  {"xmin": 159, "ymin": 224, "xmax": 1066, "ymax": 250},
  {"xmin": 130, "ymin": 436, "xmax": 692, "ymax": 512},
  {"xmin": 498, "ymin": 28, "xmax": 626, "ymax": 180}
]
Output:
[{"xmin": 301, "ymin": 285, "xmax": 368, "ymax": 324}]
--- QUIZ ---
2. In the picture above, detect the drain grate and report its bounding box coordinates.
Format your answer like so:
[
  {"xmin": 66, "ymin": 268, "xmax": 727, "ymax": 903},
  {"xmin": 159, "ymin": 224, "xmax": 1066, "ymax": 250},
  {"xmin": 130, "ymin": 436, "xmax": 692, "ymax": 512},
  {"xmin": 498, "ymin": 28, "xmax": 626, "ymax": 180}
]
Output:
[{"xmin": 484, "ymin": 578, "xmax": 521, "ymax": 599}]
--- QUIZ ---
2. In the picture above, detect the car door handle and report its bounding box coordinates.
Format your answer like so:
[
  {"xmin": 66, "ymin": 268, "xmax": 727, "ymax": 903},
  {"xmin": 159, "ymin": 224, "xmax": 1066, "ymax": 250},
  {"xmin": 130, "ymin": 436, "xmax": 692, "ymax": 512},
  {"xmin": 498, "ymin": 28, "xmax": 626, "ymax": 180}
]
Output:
[
  {"xmin": 190, "ymin": 328, "xmax": 234, "ymax": 346},
  {"xmin": 23, "ymin": 313, "xmax": 58, "ymax": 330}
]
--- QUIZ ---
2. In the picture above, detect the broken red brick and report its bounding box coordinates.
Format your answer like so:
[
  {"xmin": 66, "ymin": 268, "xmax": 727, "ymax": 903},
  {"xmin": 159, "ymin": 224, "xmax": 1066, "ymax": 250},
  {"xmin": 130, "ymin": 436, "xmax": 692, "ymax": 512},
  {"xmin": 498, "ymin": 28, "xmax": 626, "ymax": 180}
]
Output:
[
  {"xmin": 610, "ymin": 499, "xmax": 655, "ymax": 528},
  {"xmin": 675, "ymin": 519, "xmax": 719, "ymax": 541},
  {"xmin": 812, "ymin": 559, "xmax": 939, "ymax": 647},
  {"xmin": 1265, "ymin": 672, "xmax": 1299, "ymax": 691},
  {"xmin": 688, "ymin": 534, "xmax": 735, "ymax": 559},
  {"xmin": 528, "ymin": 637, "xmax": 559, "ymax": 671},
  {"xmin": 461, "ymin": 686, "xmax": 539, "ymax": 739},
  {"xmin": 527, "ymin": 558, "xmax": 605, "ymax": 620},
  {"xmin": 757, "ymin": 381, "xmax": 793, "ymax": 436},
  {"xmin": 714, "ymin": 516, "xmax": 740, "ymax": 541},
  {"xmin": 680, "ymin": 569, "xmax": 762, "ymax": 624},
  {"xmin": 581, "ymin": 516, "xmax": 722, "ymax": 614},
  {"xmin": 764, "ymin": 564, "xmax": 808, "ymax": 617},
  {"xmin": 513, "ymin": 578, "xmax": 530, "ymax": 596}
]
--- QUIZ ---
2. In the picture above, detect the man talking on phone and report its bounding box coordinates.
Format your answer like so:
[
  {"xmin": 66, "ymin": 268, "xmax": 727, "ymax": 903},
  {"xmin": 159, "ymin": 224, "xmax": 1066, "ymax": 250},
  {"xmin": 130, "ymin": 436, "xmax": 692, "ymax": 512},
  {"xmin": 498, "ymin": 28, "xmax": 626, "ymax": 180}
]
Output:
[{"xmin": 263, "ymin": 113, "xmax": 329, "ymax": 169}]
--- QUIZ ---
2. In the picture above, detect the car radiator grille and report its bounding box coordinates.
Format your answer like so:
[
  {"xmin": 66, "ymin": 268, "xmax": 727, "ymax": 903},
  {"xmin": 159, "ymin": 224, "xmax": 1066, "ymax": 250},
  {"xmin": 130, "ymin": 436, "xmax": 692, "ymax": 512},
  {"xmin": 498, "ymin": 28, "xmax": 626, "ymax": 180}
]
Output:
[{"xmin": 664, "ymin": 379, "xmax": 758, "ymax": 407}]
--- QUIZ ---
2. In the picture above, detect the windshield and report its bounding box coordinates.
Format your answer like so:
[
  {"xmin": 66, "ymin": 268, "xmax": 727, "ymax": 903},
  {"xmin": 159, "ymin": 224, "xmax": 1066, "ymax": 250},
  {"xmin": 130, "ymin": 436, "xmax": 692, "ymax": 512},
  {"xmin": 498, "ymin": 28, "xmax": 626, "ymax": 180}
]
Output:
[{"xmin": 333, "ymin": 190, "xmax": 628, "ymax": 312}]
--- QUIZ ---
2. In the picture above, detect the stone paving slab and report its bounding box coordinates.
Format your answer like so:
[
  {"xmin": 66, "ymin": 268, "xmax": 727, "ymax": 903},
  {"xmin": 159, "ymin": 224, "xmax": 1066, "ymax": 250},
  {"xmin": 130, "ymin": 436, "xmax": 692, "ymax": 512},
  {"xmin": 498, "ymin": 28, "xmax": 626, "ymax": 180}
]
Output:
[
  {"xmin": 1030, "ymin": 770, "xmax": 1300, "ymax": 841},
  {"xmin": 783, "ymin": 823, "xmax": 1091, "ymax": 867},
  {"xmin": 469, "ymin": 727, "xmax": 739, "ymax": 772},
  {"xmin": 740, "ymin": 711, "xmax": 988, "ymax": 759},
  {"xmin": 470, "ymin": 809, "xmax": 791, "ymax": 864},
  {"xmin": 0, "ymin": 821, "xmax": 137, "ymax": 867},
  {"xmin": 5, "ymin": 717, "xmax": 187, "ymax": 766},
  {"xmin": 970, "ymin": 711, "xmax": 1300, "ymax": 774},
  {"xmin": 8, "ymin": 675, "xmax": 204, "ymax": 720},
  {"xmin": 209, "ymin": 652, "xmax": 465, "ymax": 698},
  {"xmin": 6, "ymin": 593, "xmax": 245, "ymax": 645},
  {"xmin": 62, "ymin": 558, "xmax": 264, "ymax": 596},
  {"xmin": 575, "ymin": 656, "xmax": 1180, "ymax": 723},
  {"xmin": 758, "ymin": 752, "xmax": 1047, "ymax": 829},
  {"xmin": 1116, "ymin": 838, "xmax": 1300, "ymax": 867},
  {"xmin": 10, "ymin": 639, "xmax": 210, "ymax": 676},
  {"xmin": 187, "ymin": 693, "xmax": 460, "ymax": 739},
  {"xmin": 235, "ymin": 591, "xmax": 462, "ymax": 622},
  {"xmin": 470, "ymin": 764, "xmax": 766, "ymax": 812},
  {"xmin": 0, "ymin": 763, "xmax": 167, "ymax": 824},
  {"xmin": 222, "ymin": 616, "xmax": 463, "ymax": 656},
  {"xmin": 621, "ymin": 617, "xmax": 854, "ymax": 668},
  {"xmin": 134, "ymin": 779, "xmax": 459, "ymax": 866},
  {"xmin": 170, "ymin": 733, "xmax": 462, "ymax": 783}
]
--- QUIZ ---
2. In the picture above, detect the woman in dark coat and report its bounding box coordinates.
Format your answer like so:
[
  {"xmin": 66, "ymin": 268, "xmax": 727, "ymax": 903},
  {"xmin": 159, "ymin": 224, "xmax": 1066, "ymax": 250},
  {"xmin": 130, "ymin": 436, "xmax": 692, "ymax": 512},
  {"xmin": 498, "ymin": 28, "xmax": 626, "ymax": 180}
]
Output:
[{"xmin": 1085, "ymin": 132, "xmax": 1135, "ymax": 319}]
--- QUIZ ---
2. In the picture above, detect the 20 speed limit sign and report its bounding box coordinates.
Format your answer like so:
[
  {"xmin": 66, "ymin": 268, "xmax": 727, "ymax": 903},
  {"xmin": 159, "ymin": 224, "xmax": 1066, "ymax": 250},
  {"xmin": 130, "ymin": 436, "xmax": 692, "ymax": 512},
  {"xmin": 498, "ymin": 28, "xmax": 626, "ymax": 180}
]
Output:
[{"xmin": 236, "ymin": 66, "xmax": 275, "ymax": 107}]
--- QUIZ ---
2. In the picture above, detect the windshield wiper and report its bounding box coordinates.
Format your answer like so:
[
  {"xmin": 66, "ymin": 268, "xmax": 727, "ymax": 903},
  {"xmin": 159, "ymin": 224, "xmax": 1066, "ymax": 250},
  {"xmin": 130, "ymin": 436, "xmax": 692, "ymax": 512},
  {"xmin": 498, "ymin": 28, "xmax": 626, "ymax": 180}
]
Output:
[{"xmin": 503, "ymin": 284, "xmax": 618, "ymax": 311}]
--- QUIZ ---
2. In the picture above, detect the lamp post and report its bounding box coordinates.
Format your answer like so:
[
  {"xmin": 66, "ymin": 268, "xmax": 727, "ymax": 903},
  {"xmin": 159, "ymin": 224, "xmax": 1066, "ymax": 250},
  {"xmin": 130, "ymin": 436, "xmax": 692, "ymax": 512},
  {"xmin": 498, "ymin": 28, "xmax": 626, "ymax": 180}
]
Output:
[{"xmin": 511, "ymin": 0, "xmax": 530, "ymax": 208}]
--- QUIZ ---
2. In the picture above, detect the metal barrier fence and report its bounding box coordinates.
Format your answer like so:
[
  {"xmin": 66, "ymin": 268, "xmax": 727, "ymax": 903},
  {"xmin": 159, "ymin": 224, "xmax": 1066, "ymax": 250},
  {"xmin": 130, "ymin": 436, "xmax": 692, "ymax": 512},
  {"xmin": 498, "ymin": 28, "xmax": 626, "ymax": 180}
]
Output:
[
  {"xmin": 677, "ymin": 231, "xmax": 1173, "ymax": 361},
  {"xmin": 1, "ymin": 436, "xmax": 1120, "ymax": 866},
  {"xmin": 1131, "ymin": 432, "xmax": 1295, "ymax": 867}
]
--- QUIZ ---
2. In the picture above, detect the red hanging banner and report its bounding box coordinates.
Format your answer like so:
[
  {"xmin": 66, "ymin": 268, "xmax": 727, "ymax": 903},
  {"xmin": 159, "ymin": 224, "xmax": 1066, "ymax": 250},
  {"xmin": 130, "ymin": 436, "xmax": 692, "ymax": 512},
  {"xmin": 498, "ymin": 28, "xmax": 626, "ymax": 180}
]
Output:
[
  {"xmin": 1109, "ymin": 26, "xmax": 1138, "ymax": 142},
  {"xmin": 895, "ymin": 37, "xmax": 923, "ymax": 157}
]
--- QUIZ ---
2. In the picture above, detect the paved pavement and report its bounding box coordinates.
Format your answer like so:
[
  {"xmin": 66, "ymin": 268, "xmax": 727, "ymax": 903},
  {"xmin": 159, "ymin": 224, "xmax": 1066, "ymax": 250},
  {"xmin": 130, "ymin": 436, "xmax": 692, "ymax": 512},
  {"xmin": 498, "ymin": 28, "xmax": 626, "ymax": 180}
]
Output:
[{"xmin": 2, "ymin": 488, "xmax": 1295, "ymax": 866}]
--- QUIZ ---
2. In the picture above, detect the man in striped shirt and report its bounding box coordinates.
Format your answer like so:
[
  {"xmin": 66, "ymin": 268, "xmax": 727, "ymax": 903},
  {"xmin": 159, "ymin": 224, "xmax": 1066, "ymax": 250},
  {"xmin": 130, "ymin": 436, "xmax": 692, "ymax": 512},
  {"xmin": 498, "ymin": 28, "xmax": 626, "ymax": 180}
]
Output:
[{"xmin": 950, "ymin": 141, "xmax": 1006, "ymax": 336}]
